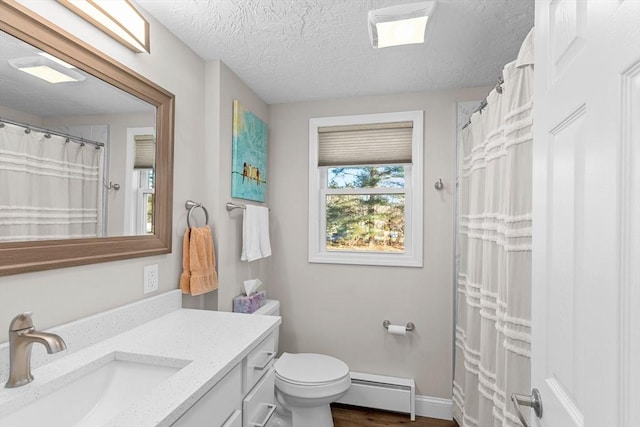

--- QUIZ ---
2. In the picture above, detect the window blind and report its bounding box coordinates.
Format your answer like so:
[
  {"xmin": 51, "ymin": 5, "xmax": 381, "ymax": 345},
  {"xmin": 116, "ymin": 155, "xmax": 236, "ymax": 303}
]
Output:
[
  {"xmin": 318, "ymin": 121, "xmax": 413, "ymax": 166},
  {"xmin": 134, "ymin": 134, "xmax": 155, "ymax": 169}
]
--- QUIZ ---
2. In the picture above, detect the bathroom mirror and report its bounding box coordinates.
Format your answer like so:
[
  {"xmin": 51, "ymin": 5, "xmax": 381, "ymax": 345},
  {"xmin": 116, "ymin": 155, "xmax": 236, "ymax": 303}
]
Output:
[{"xmin": 0, "ymin": 1, "xmax": 175, "ymax": 275}]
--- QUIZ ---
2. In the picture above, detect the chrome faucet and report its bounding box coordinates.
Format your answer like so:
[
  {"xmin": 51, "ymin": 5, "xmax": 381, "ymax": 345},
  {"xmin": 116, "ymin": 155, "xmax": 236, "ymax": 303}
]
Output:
[{"xmin": 5, "ymin": 312, "xmax": 67, "ymax": 388}]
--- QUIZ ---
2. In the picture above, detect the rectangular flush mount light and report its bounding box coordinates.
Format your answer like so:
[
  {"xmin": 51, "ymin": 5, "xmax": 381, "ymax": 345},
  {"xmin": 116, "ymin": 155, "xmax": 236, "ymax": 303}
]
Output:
[
  {"xmin": 9, "ymin": 56, "xmax": 86, "ymax": 84},
  {"xmin": 58, "ymin": 0, "xmax": 150, "ymax": 53},
  {"xmin": 368, "ymin": 1, "xmax": 437, "ymax": 48}
]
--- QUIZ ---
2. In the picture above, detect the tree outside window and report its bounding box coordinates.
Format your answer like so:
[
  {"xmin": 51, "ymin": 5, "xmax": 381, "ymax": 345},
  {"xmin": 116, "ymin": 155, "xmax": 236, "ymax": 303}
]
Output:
[{"xmin": 325, "ymin": 165, "xmax": 405, "ymax": 252}]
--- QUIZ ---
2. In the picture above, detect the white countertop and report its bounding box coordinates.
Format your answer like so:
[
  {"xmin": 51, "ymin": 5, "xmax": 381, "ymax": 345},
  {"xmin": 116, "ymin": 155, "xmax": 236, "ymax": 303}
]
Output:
[{"xmin": 0, "ymin": 308, "xmax": 280, "ymax": 427}]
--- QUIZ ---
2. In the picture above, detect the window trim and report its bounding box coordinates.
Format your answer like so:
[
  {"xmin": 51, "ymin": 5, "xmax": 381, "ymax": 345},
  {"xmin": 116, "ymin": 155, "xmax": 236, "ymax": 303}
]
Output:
[{"xmin": 308, "ymin": 110, "xmax": 424, "ymax": 267}]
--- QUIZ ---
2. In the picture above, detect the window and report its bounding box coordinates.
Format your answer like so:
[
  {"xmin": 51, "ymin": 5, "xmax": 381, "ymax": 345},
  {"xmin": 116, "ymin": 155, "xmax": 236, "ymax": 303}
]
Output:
[
  {"xmin": 125, "ymin": 130, "xmax": 155, "ymax": 235},
  {"xmin": 134, "ymin": 134, "xmax": 155, "ymax": 234},
  {"xmin": 135, "ymin": 168, "xmax": 154, "ymax": 234},
  {"xmin": 309, "ymin": 111, "xmax": 423, "ymax": 267}
]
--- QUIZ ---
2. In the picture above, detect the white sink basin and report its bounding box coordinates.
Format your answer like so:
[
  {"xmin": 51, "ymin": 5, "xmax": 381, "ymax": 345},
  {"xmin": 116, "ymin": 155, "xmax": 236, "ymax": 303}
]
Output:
[{"xmin": 1, "ymin": 358, "xmax": 181, "ymax": 427}]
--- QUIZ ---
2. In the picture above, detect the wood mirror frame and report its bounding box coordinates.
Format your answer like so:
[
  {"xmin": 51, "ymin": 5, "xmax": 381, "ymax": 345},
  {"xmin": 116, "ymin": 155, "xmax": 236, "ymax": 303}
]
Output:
[{"xmin": 0, "ymin": 1, "xmax": 175, "ymax": 276}]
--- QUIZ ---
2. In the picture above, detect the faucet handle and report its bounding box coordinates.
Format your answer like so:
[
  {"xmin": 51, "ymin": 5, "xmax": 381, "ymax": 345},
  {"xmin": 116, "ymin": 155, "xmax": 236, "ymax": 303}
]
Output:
[{"xmin": 8, "ymin": 312, "xmax": 34, "ymax": 331}]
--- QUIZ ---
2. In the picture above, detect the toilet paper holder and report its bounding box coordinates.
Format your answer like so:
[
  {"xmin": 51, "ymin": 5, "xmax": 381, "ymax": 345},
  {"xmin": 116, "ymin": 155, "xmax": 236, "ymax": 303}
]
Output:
[{"xmin": 383, "ymin": 320, "xmax": 415, "ymax": 332}]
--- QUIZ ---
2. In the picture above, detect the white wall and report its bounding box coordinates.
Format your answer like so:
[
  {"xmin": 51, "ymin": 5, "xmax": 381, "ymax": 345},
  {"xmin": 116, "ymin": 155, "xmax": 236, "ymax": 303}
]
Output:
[
  {"xmin": 0, "ymin": 106, "xmax": 44, "ymax": 126},
  {"xmin": 217, "ymin": 61, "xmax": 270, "ymax": 312},
  {"xmin": 268, "ymin": 87, "xmax": 488, "ymax": 398},
  {"xmin": 0, "ymin": 1, "xmax": 206, "ymax": 342},
  {"xmin": 194, "ymin": 60, "xmax": 270, "ymax": 312}
]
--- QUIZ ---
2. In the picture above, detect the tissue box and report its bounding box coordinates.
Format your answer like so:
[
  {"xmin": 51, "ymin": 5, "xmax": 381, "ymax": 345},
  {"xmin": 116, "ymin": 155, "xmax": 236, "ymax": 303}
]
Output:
[{"xmin": 233, "ymin": 290, "xmax": 266, "ymax": 314}]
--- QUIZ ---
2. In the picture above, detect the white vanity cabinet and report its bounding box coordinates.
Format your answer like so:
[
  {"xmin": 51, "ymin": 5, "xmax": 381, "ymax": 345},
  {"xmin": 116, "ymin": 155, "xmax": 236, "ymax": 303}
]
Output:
[
  {"xmin": 242, "ymin": 367, "xmax": 276, "ymax": 427},
  {"xmin": 172, "ymin": 364, "xmax": 242, "ymax": 427},
  {"xmin": 172, "ymin": 332, "xmax": 277, "ymax": 427},
  {"xmin": 0, "ymin": 296, "xmax": 282, "ymax": 427}
]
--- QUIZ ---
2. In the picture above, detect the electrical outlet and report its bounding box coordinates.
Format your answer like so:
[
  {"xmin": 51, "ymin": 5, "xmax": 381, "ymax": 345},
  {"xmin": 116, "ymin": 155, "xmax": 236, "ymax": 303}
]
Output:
[{"xmin": 143, "ymin": 264, "xmax": 159, "ymax": 294}]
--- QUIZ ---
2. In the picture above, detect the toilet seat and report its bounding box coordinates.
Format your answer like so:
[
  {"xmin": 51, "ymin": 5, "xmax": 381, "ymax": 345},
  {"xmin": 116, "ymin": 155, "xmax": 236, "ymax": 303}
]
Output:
[
  {"xmin": 275, "ymin": 353, "xmax": 349, "ymax": 385},
  {"xmin": 275, "ymin": 353, "xmax": 351, "ymax": 400}
]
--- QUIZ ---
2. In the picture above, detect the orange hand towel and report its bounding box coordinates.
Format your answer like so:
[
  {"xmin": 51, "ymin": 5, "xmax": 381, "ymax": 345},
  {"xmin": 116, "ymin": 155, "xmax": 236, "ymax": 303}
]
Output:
[
  {"xmin": 180, "ymin": 225, "xmax": 218, "ymax": 296},
  {"xmin": 179, "ymin": 228, "xmax": 192, "ymax": 294}
]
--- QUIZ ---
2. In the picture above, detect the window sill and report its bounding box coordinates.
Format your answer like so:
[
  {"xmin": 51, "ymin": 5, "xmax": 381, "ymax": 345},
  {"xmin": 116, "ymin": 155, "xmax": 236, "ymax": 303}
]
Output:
[{"xmin": 309, "ymin": 251, "xmax": 423, "ymax": 267}]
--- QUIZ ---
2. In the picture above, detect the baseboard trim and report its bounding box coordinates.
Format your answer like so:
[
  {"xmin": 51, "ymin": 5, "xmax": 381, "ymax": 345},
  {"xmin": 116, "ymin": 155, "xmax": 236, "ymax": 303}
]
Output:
[
  {"xmin": 336, "ymin": 371, "xmax": 416, "ymax": 420},
  {"xmin": 333, "ymin": 370, "xmax": 453, "ymax": 421},
  {"xmin": 415, "ymin": 395, "xmax": 453, "ymax": 420}
]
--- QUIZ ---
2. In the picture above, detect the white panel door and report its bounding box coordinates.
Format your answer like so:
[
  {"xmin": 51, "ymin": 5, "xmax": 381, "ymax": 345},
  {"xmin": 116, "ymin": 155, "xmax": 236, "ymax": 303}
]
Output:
[{"xmin": 531, "ymin": 1, "xmax": 640, "ymax": 427}]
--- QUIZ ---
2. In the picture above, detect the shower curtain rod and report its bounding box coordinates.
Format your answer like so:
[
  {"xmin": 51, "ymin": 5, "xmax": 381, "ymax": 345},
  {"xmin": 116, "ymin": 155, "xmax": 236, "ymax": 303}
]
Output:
[
  {"xmin": 461, "ymin": 75, "xmax": 504, "ymax": 130},
  {"xmin": 0, "ymin": 116, "xmax": 104, "ymax": 148}
]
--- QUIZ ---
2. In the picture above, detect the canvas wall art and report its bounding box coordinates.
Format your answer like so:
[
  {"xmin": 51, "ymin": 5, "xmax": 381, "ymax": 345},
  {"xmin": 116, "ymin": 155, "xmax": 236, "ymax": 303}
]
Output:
[{"xmin": 231, "ymin": 100, "xmax": 268, "ymax": 202}]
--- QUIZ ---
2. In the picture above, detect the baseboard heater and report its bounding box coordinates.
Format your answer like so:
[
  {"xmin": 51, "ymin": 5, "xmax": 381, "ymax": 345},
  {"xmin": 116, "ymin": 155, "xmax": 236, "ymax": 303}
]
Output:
[{"xmin": 335, "ymin": 371, "xmax": 415, "ymax": 421}]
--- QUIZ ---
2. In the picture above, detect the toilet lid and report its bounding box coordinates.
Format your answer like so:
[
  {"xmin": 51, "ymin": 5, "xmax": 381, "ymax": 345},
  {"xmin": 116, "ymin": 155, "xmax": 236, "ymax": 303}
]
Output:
[{"xmin": 275, "ymin": 353, "xmax": 349, "ymax": 385}]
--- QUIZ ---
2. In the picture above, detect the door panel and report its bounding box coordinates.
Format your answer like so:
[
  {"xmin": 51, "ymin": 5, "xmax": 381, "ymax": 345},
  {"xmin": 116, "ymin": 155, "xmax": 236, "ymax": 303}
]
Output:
[
  {"xmin": 545, "ymin": 106, "xmax": 586, "ymax": 427},
  {"xmin": 621, "ymin": 58, "xmax": 640, "ymax": 427},
  {"xmin": 549, "ymin": 0, "xmax": 586, "ymax": 79},
  {"xmin": 532, "ymin": 0, "xmax": 640, "ymax": 426}
]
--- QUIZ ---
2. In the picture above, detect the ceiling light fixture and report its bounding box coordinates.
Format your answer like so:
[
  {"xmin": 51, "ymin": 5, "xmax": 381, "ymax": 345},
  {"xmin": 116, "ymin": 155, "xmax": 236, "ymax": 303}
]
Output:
[
  {"xmin": 38, "ymin": 52, "xmax": 76, "ymax": 69},
  {"xmin": 368, "ymin": 1, "xmax": 437, "ymax": 49},
  {"xmin": 8, "ymin": 56, "xmax": 86, "ymax": 84},
  {"xmin": 57, "ymin": 0, "xmax": 150, "ymax": 53}
]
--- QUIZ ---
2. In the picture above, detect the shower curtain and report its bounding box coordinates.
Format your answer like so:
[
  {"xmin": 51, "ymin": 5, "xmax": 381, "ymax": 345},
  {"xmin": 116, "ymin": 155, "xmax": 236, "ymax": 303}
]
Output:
[
  {"xmin": 0, "ymin": 122, "xmax": 104, "ymax": 241},
  {"xmin": 453, "ymin": 28, "xmax": 534, "ymax": 427}
]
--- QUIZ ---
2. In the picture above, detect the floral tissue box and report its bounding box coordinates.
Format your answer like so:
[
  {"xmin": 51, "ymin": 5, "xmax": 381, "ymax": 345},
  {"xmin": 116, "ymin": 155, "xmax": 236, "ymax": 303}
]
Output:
[{"xmin": 233, "ymin": 290, "xmax": 266, "ymax": 314}]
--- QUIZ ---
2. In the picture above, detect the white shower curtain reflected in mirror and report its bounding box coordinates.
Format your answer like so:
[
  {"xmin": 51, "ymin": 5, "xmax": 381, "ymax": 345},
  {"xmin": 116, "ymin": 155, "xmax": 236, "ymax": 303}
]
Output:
[
  {"xmin": 0, "ymin": 122, "xmax": 104, "ymax": 241},
  {"xmin": 454, "ymin": 28, "xmax": 534, "ymax": 427}
]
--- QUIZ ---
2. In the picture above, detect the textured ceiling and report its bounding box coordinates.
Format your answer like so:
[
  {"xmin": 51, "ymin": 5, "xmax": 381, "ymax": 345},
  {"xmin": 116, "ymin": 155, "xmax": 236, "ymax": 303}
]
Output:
[{"xmin": 136, "ymin": 0, "xmax": 534, "ymax": 104}]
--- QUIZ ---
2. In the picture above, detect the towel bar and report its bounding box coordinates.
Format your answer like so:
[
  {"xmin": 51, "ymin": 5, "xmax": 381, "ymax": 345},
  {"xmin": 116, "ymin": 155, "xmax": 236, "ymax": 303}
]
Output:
[
  {"xmin": 185, "ymin": 200, "xmax": 209, "ymax": 227},
  {"xmin": 226, "ymin": 202, "xmax": 270, "ymax": 212},
  {"xmin": 226, "ymin": 202, "xmax": 246, "ymax": 211}
]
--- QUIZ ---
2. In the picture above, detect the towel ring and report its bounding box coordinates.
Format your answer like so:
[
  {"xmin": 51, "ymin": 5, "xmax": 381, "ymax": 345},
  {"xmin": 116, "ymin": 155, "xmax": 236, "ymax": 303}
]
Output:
[{"xmin": 185, "ymin": 200, "xmax": 209, "ymax": 228}]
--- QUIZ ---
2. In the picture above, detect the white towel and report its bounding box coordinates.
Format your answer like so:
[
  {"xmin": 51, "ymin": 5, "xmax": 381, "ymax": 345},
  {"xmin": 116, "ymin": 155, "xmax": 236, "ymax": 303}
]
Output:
[{"xmin": 241, "ymin": 205, "xmax": 271, "ymax": 261}]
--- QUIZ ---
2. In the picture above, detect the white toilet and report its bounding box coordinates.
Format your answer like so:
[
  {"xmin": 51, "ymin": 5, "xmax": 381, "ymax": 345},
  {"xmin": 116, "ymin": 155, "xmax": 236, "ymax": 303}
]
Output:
[{"xmin": 253, "ymin": 300, "xmax": 351, "ymax": 427}]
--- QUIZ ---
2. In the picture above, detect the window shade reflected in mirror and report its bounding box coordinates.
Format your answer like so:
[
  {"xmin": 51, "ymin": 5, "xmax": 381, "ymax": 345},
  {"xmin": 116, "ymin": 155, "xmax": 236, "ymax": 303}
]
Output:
[{"xmin": 134, "ymin": 134, "xmax": 155, "ymax": 168}]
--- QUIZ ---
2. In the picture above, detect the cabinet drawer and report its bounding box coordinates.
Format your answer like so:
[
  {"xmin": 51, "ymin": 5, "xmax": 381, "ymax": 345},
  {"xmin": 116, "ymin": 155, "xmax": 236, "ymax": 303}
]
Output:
[
  {"xmin": 222, "ymin": 410, "xmax": 242, "ymax": 427},
  {"xmin": 243, "ymin": 333, "xmax": 276, "ymax": 393},
  {"xmin": 243, "ymin": 367, "xmax": 276, "ymax": 427},
  {"xmin": 172, "ymin": 364, "xmax": 242, "ymax": 427}
]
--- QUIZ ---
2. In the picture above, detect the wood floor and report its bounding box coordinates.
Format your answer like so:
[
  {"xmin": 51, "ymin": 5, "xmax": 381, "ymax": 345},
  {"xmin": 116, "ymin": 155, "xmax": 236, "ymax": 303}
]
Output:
[{"xmin": 331, "ymin": 404, "xmax": 459, "ymax": 427}]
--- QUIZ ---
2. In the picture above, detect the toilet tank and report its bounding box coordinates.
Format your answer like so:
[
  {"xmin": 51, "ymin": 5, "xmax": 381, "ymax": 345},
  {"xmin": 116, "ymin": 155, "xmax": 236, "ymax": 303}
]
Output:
[
  {"xmin": 253, "ymin": 300, "xmax": 280, "ymax": 316},
  {"xmin": 252, "ymin": 300, "xmax": 280, "ymax": 351}
]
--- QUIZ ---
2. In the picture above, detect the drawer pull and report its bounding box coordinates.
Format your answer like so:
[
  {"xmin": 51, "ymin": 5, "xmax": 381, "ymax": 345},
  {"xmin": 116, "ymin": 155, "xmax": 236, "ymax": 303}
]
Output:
[
  {"xmin": 250, "ymin": 351, "xmax": 275, "ymax": 370},
  {"xmin": 250, "ymin": 403, "xmax": 277, "ymax": 427}
]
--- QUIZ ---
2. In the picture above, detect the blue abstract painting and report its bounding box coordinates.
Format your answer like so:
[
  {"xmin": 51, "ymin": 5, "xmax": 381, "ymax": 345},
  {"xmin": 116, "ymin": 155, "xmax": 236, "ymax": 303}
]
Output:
[{"xmin": 231, "ymin": 100, "xmax": 267, "ymax": 202}]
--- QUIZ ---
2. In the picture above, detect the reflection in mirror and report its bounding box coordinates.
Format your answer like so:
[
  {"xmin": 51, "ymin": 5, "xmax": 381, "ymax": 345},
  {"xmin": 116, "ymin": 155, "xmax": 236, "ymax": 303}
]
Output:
[
  {"xmin": 0, "ymin": 30, "xmax": 157, "ymax": 242},
  {"xmin": 0, "ymin": 0, "xmax": 174, "ymax": 276}
]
